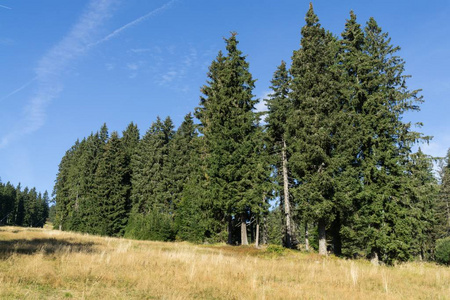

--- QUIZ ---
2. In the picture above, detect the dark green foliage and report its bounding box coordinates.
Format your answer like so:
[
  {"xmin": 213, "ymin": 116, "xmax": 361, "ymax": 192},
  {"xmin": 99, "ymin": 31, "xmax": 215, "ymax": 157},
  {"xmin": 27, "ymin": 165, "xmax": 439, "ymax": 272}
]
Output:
[
  {"xmin": 265, "ymin": 206, "xmax": 284, "ymax": 246},
  {"xmin": 196, "ymin": 32, "xmax": 263, "ymax": 244},
  {"xmin": 0, "ymin": 181, "xmax": 16, "ymax": 225},
  {"xmin": 436, "ymin": 149, "xmax": 450, "ymax": 239},
  {"xmin": 344, "ymin": 16, "xmax": 426, "ymax": 264},
  {"xmin": 126, "ymin": 117, "xmax": 175, "ymax": 240},
  {"xmin": 0, "ymin": 181, "xmax": 48, "ymax": 227},
  {"xmin": 49, "ymin": 6, "xmax": 441, "ymax": 265},
  {"xmin": 125, "ymin": 210, "xmax": 175, "ymax": 241},
  {"xmin": 435, "ymin": 237, "xmax": 450, "ymax": 265},
  {"xmin": 94, "ymin": 132, "xmax": 129, "ymax": 236},
  {"xmin": 288, "ymin": 4, "xmax": 342, "ymax": 254},
  {"xmin": 130, "ymin": 117, "xmax": 173, "ymax": 214}
]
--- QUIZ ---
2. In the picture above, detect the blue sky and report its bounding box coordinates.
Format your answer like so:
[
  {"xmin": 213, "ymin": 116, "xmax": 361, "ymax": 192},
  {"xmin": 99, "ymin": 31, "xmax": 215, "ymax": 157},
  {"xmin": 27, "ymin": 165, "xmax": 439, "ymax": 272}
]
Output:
[{"xmin": 1, "ymin": 0, "xmax": 449, "ymax": 196}]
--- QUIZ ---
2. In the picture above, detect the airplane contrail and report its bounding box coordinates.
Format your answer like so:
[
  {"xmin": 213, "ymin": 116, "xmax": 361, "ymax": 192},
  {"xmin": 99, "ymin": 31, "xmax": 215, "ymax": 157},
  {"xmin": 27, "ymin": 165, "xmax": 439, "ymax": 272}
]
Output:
[
  {"xmin": 88, "ymin": 0, "xmax": 177, "ymax": 48},
  {"xmin": 0, "ymin": 4, "xmax": 11, "ymax": 9},
  {"xmin": 0, "ymin": 78, "xmax": 37, "ymax": 103},
  {"xmin": 0, "ymin": 0, "xmax": 179, "ymax": 149}
]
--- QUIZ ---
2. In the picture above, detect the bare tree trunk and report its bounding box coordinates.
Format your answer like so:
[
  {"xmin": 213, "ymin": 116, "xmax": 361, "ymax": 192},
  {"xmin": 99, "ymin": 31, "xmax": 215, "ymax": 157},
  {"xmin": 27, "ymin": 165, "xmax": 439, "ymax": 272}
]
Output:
[
  {"xmin": 282, "ymin": 139, "xmax": 292, "ymax": 248},
  {"xmin": 255, "ymin": 218, "xmax": 260, "ymax": 248},
  {"xmin": 241, "ymin": 213, "xmax": 248, "ymax": 245},
  {"xmin": 305, "ymin": 223, "xmax": 309, "ymax": 251},
  {"xmin": 262, "ymin": 216, "xmax": 268, "ymax": 245},
  {"xmin": 370, "ymin": 252, "xmax": 379, "ymax": 266},
  {"xmin": 318, "ymin": 219, "xmax": 327, "ymax": 256},
  {"xmin": 227, "ymin": 215, "xmax": 233, "ymax": 245}
]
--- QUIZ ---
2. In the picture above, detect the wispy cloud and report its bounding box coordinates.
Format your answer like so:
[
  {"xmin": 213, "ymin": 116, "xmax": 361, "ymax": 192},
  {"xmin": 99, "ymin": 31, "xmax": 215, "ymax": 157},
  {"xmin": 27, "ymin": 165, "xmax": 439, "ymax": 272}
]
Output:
[
  {"xmin": 0, "ymin": 38, "xmax": 14, "ymax": 46},
  {"xmin": 0, "ymin": 4, "xmax": 11, "ymax": 10},
  {"xmin": 88, "ymin": 0, "xmax": 177, "ymax": 48},
  {"xmin": 0, "ymin": 0, "xmax": 178, "ymax": 148},
  {"xmin": 254, "ymin": 90, "xmax": 270, "ymax": 113},
  {"xmin": 0, "ymin": 78, "xmax": 37, "ymax": 103},
  {"xmin": 0, "ymin": 0, "xmax": 117, "ymax": 148}
]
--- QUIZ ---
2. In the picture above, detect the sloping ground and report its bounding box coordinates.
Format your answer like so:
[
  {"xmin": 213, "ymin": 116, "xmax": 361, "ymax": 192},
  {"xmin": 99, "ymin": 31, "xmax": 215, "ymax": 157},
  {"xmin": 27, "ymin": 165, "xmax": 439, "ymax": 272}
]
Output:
[{"xmin": 0, "ymin": 226, "xmax": 448, "ymax": 299}]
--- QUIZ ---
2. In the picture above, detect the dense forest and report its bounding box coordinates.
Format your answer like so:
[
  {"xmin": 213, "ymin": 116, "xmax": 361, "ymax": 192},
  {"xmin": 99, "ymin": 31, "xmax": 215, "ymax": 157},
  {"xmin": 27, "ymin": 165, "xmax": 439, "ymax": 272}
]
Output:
[
  {"xmin": 0, "ymin": 181, "xmax": 49, "ymax": 228},
  {"xmin": 52, "ymin": 5, "xmax": 450, "ymax": 264}
]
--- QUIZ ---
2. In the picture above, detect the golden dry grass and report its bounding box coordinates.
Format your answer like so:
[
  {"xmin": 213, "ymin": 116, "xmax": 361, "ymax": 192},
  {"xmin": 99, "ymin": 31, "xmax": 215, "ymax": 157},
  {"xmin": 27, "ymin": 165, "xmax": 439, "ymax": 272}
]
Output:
[{"xmin": 0, "ymin": 226, "xmax": 449, "ymax": 299}]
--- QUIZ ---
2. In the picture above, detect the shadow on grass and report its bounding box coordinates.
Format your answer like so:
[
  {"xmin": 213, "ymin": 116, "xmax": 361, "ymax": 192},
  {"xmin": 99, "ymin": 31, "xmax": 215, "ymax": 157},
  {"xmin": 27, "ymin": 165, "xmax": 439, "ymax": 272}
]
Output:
[{"xmin": 0, "ymin": 238, "xmax": 97, "ymax": 259}]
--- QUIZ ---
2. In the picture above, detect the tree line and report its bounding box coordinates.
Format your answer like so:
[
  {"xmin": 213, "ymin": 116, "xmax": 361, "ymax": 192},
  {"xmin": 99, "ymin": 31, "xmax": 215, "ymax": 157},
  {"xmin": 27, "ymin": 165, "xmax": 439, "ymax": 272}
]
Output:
[
  {"xmin": 52, "ymin": 4, "xmax": 450, "ymax": 264},
  {"xmin": 0, "ymin": 181, "xmax": 49, "ymax": 228}
]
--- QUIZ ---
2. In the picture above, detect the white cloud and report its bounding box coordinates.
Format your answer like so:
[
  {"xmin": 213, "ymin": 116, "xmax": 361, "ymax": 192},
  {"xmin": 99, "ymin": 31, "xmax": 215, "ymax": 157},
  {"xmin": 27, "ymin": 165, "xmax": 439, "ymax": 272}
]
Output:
[
  {"xmin": 419, "ymin": 137, "xmax": 450, "ymax": 159},
  {"xmin": 105, "ymin": 62, "xmax": 115, "ymax": 70},
  {"xmin": 254, "ymin": 90, "xmax": 270, "ymax": 113},
  {"xmin": 0, "ymin": 0, "xmax": 117, "ymax": 148},
  {"xmin": 127, "ymin": 62, "xmax": 139, "ymax": 70},
  {"xmin": 0, "ymin": 0, "xmax": 178, "ymax": 148},
  {"xmin": 159, "ymin": 70, "xmax": 178, "ymax": 85},
  {"xmin": 129, "ymin": 48, "xmax": 152, "ymax": 53}
]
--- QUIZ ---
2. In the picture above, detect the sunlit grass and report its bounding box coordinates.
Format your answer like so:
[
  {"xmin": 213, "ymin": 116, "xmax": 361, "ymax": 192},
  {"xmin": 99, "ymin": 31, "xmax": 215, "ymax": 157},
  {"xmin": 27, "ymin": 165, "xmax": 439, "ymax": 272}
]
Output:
[{"xmin": 0, "ymin": 226, "xmax": 448, "ymax": 299}]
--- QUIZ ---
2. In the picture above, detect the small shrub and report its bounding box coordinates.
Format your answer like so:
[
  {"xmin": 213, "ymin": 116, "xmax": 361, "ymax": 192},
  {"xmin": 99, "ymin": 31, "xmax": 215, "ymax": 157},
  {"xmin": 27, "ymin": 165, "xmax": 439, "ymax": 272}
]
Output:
[
  {"xmin": 266, "ymin": 244, "xmax": 285, "ymax": 255},
  {"xmin": 435, "ymin": 237, "xmax": 450, "ymax": 265}
]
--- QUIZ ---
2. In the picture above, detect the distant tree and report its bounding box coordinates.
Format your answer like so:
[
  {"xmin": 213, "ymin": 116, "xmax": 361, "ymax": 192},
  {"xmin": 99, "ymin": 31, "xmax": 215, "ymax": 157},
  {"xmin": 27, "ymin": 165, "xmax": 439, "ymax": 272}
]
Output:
[{"xmin": 0, "ymin": 181, "xmax": 16, "ymax": 225}]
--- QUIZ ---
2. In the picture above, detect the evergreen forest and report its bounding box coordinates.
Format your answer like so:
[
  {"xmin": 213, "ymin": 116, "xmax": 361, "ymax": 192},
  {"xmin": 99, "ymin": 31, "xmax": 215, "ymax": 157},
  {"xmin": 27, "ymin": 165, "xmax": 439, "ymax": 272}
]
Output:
[
  {"xmin": 50, "ymin": 5, "xmax": 450, "ymax": 264},
  {"xmin": 0, "ymin": 181, "xmax": 49, "ymax": 228}
]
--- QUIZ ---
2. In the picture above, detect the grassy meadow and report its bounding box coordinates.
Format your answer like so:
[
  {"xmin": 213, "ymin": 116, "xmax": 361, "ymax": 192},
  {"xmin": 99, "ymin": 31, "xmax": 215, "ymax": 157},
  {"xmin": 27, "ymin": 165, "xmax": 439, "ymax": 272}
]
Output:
[{"xmin": 0, "ymin": 226, "xmax": 449, "ymax": 299}]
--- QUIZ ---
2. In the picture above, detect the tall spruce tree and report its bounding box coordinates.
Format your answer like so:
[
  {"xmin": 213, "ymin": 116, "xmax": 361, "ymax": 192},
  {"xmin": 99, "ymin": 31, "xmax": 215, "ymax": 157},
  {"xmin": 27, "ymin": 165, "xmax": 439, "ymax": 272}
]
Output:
[
  {"xmin": 196, "ymin": 32, "xmax": 259, "ymax": 245},
  {"xmin": 127, "ymin": 117, "xmax": 175, "ymax": 241},
  {"xmin": 172, "ymin": 114, "xmax": 216, "ymax": 242},
  {"xmin": 95, "ymin": 131, "xmax": 129, "ymax": 236},
  {"xmin": 342, "ymin": 16, "xmax": 426, "ymax": 263},
  {"xmin": 288, "ymin": 4, "xmax": 341, "ymax": 255},
  {"xmin": 404, "ymin": 149, "xmax": 439, "ymax": 260},
  {"xmin": 265, "ymin": 61, "xmax": 295, "ymax": 248},
  {"xmin": 121, "ymin": 122, "xmax": 140, "ymax": 219}
]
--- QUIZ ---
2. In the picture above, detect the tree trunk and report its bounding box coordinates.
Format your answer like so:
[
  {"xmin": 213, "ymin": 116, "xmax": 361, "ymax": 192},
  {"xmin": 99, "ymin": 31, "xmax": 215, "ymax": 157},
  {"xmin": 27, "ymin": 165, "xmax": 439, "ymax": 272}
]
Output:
[
  {"xmin": 305, "ymin": 223, "xmax": 310, "ymax": 251},
  {"xmin": 227, "ymin": 215, "xmax": 233, "ymax": 245},
  {"xmin": 241, "ymin": 213, "xmax": 248, "ymax": 245},
  {"xmin": 262, "ymin": 216, "xmax": 268, "ymax": 245},
  {"xmin": 282, "ymin": 139, "xmax": 292, "ymax": 248},
  {"xmin": 318, "ymin": 219, "xmax": 327, "ymax": 255},
  {"xmin": 332, "ymin": 215, "xmax": 342, "ymax": 256},
  {"xmin": 255, "ymin": 217, "xmax": 260, "ymax": 248},
  {"xmin": 370, "ymin": 252, "xmax": 379, "ymax": 266}
]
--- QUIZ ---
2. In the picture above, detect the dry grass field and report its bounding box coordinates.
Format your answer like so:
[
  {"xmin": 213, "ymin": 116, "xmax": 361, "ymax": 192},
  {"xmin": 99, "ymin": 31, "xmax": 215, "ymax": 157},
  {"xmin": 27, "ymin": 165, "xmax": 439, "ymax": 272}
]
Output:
[{"xmin": 0, "ymin": 226, "xmax": 449, "ymax": 299}]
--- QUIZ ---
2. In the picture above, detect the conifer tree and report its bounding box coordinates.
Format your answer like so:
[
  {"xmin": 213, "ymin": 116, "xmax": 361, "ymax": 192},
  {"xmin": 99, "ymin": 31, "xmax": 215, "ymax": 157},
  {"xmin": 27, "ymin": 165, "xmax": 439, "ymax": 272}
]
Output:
[
  {"xmin": 288, "ymin": 4, "xmax": 341, "ymax": 255},
  {"xmin": 173, "ymin": 114, "xmax": 215, "ymax": 242},
  {"xmin": 266, "ymin": 61, "xmax": 295, "ymax": 248},
  {"xmin": 437, "ymin": 149, "xmax": 450, "ymax": 239},
  {"xmin": 196, "ymin": 32, "xmax": 259, "ymax": 245},
  {"xmin": 405, "ymin": 149, "xmax": 439, "ymax": 260},
  {"xmin": 95, "ymin": 131, "xmax": 129, "ymax": 236},
  {"xmin": 342, "ymin": 16, "xmax": 426, "ymax": 263},
  {"xmin": 14, "ymin": 183, "xmax": 25, "ymax": 226},
  {"xmin": 0, "ymin": 182, "xmax": 16, "ymax": 225},
  {"xmin": 121, "ymin": 122, "xmax": 140, "ymax": 225},
  {"xmin": 127, "ymin": 117, "xmax": 175, "ymax": 241}
]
